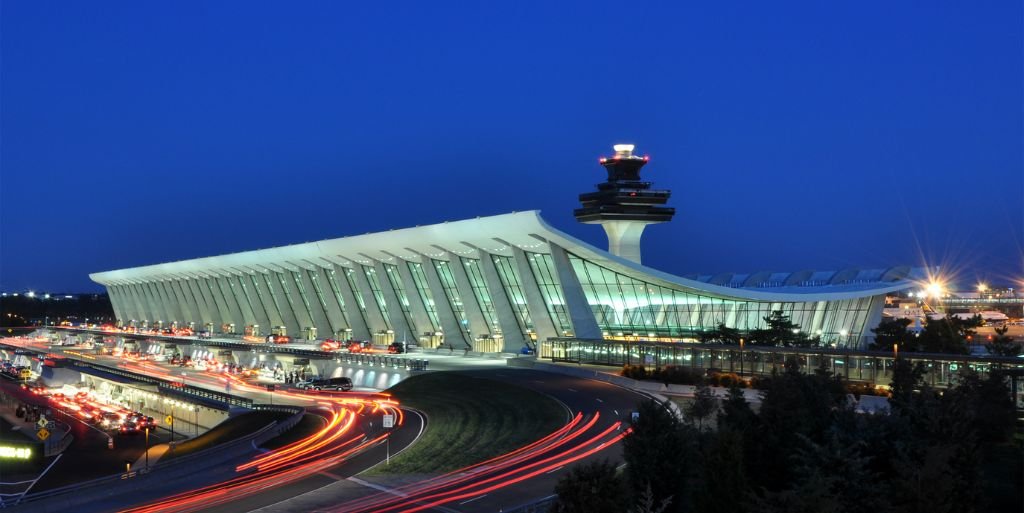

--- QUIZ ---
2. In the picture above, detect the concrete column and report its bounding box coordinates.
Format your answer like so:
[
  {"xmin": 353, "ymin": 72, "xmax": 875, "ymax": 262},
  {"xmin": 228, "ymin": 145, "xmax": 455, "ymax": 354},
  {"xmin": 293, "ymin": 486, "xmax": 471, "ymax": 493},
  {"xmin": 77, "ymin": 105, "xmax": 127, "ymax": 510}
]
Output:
[
  {"xmin": 140, "ymin": 282, "xmax": 169, "ymax": 324},
  {"xmin": 549, "ymin": 244, "xmax": 602, "ymax": 339},
  {"xmin": 373, "ymin": 260, "xmax": 413, "ymax": 341},
  {"xmin": 266, "ymin": 271, "xmax": 302, "ymax": 336},
  {"xmin": 105, "ymin": 285, "xmax": 127, "ymax": 323},
  {"xmin": 479, "ymin": 254, "xmax": 527, "ymax": 352},
  {"xmin": 295, "ymin": 268, "xmax": 335, "ymax": 339},
  {"xmin": 125, "ymin": 284, "xmax": 150, "ymax": 323},
  {"xmin": 194, "ymin": 277, "xmax": 226, "ymax": 327},
  {"xmin": 224, "ymin": 274, "xmax": 258, "ymax": 331},
  {"xmin": 446, "ymin": 256, "xmax": 491, "ymax": 338},
  {"xmin": 277, "ymin": 269, "xmax": 314, "ymax": 336},
  {"xmin": 329, "ymin": 264, "xmax": 371, "ymax": 340},
  {"xmin": 212, "ymin": 276, "xmax": 245, "ymax": 332},
  {"xmin": 312, "ymin": 266, "xmax": 349, "ymax": 337},
  {"xmin": 351, "ymin": 266, "xmax": 389, "ymax": 334},
  {"xmin": 419, "ymin": 259, "xmax": 471, "ymax": 348},
  {"xmin": 237, "ymin": 273, "xmax": 272, "ymax": 336},
  {"xmin": 394, "ymin": 259, "xmax": 435, "ymax": 336},
  {"xmin": 168, "ymin": 279, "xmax": 199, "ymax": 326},
  {"xmin": 156, "ymin": 281, "xmax": 185, "ymax": 325},
  {"xmin": 511, "ymin": 248, "xmax": 558, "ymax": 342},
  {"xmin": 249, "ymin": 272, "xmax": 285, "ymax": 329},
  {"xmin": 183, "ymin": 277, "xmax": 214, "ymax": 325},
  {"xmin": 200, "ymin": 276, "xmax": 232, "ymax": 328},
  {"xmin": 599, "ymin": 220, "xmax": 651, "ymax": 264}
]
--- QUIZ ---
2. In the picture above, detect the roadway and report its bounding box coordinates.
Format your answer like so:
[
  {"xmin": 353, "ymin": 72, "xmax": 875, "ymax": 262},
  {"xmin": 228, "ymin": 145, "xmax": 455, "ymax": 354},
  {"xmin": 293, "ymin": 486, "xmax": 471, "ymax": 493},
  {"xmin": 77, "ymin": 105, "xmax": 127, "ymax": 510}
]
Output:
[{"xmin": 4, "ymin": 334, "xmax": 649, "ymax": 512}]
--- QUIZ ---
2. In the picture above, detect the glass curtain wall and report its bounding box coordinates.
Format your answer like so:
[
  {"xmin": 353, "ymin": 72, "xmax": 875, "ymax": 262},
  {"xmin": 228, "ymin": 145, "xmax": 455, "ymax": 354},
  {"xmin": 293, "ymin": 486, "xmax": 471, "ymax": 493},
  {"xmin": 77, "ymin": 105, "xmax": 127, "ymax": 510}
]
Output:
[
  {"xmin": 432, "ymin": 260, "xmax": 471, "ymax": 335},
  {"xmin": 491, "ymin": 255, "xmax": 534, "ymax": 339},
  {"xmin": 383, "ymin": 263, "xmax": 417, "ymax": 334},
  {"xmin": 407, "ymin": 262, "xmax": 441, "ymax": 331},
  {"xmin": 568, "ymin": 253, "xmax": 875, "ymax": 343},
  {"xmin": 460, "ymin": 258, "xmax": 501, "ymax": 335},
  {"xmin": 322, "ymin": 267, "xmax": 352, "ymax": 329},
  {"xmin": 361, "ymin": 266, "xmax": 393, "ymax": 330},
  {"xmin": 525, "ymin": 252, "xmax": 574, "ymax": 334},
  {"xmin": 342, "ymin": 268, "xmax": 371, "ymax": 330},
  {"xmin": 306, "ymin": 269, "xmax": 339, "ymax": 334}
]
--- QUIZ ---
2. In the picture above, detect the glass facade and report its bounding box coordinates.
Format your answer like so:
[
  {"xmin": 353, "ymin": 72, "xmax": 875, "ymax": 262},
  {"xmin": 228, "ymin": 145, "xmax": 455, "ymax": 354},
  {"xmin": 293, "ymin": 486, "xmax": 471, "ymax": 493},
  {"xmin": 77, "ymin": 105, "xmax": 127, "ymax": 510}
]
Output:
[
  {"xmin": 526, "ymin": 252, "xmax": 573, "ymax": 334},
  {"xmin": 407, "ymin": 262, "xmax": 441, "ymax": 331},
  {"xmin": 384, "ymin": 263, "xmax": 417, "ymax": 334},
  {"xmin": 362, "ymin": 266, "xmax": 393, "ymax": 330},
  {"xmin": 461, "ymin": 258, "xmax": 501, "ymax": 335},
  {"xmin": 323, "ymin": 267, "xmax": 352, "ymax": 329},
  {"xmin": 102, "ymin": 243, "xmax": 890, "ymax": 350},
  {"xmin": 568, "ymin": 253, "xmax": 875, "ymax": 344},
  {"xmin": 490, "ymin": 256, "xmax": 534, "ymax": 337},
  {"xmin": 433, "ymin": 260, "xmax": 471, "ymax": 335}
]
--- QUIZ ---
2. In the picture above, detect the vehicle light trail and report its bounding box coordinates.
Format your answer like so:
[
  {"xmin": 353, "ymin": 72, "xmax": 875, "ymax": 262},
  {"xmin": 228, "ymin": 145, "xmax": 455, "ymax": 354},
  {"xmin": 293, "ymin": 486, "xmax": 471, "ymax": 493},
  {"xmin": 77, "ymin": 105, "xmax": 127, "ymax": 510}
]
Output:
[{"xmin": 334, "ymin": 412, "xmax": 607, "ymax": 513}]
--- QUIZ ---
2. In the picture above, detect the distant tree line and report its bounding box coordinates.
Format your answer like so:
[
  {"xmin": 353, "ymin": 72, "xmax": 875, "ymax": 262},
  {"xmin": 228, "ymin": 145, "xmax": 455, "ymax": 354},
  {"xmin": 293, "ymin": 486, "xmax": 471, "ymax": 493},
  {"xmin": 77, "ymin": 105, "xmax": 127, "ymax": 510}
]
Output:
[
  {"xmin": 871, "ymin": 315, "xmax": 1021, "ymax": 356},
  {"xmin": 0, "ymin": 294, "xmax": 114, "ymax": 328},
  {"xmin": 553, "ymin": 358, "xmax": 1021, "ymax": 513}
]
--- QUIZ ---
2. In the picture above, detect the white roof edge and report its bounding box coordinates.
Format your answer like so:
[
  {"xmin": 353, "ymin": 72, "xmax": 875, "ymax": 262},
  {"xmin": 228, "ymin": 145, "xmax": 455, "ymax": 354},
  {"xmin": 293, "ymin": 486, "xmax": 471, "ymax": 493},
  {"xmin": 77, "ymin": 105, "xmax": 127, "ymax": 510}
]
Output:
[{"xmin": 91, "ymin": 210, "xmax": 919, "ymax": 302}]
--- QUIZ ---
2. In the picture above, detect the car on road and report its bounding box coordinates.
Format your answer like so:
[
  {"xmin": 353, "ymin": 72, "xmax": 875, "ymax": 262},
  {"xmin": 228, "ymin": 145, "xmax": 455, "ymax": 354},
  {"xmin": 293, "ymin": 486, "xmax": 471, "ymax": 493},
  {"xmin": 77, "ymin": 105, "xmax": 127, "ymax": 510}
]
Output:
[
  {"xmin": 387, "ymin": 342, "xmax": 405, "ymax": 354},
  {"xmin": 310, "ymin": 377, "xmax": 353, "ymax": 391},
  {"xmin": 320, "ymin": 339, "xmax": 343, "ymax": 352},
  {"xmin": 295, "ymin": 378, "xmax": 323, "ymax": 390}
]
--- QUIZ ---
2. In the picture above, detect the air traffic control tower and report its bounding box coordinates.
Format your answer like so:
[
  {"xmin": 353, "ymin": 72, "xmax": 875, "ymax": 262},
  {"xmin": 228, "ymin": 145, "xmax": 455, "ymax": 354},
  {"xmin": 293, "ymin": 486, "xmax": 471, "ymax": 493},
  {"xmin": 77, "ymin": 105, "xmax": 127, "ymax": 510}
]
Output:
[{"xmin": 574, "ymin": 144, "xmax": 675, "ymax": 264}]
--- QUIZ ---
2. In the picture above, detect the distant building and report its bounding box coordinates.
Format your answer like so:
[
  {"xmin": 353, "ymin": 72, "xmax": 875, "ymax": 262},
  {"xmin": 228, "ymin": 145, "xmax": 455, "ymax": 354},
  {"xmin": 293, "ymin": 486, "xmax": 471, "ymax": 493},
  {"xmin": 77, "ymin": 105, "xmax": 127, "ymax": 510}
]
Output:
[{"xmin": 90, "ymin": 145, "xmax": 929, "ymax": 350}]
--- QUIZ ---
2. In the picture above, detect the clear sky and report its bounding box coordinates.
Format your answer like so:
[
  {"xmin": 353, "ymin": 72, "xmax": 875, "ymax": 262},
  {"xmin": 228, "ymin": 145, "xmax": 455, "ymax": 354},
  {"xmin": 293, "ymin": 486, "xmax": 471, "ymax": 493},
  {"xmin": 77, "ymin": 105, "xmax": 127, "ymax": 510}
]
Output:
[{"xmin": 2, "ymin": 1, "xmax": 1021, "ymax": 292}]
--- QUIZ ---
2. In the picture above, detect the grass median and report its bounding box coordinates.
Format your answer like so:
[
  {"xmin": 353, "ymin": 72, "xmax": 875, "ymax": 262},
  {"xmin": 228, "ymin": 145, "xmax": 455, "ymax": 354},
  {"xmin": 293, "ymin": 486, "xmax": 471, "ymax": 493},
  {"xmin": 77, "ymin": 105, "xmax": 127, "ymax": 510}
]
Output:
[{"xmin": 368, "ymin": 372, "xmax": 565, "ymax": 475}]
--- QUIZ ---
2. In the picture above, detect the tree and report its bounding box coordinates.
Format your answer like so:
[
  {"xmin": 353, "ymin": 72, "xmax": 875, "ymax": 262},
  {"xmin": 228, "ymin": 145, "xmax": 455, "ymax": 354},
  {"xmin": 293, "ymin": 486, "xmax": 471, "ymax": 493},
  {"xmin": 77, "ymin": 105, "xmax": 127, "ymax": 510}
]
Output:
[
  {"xmin": 916, "ymin": 314, "xmax": 981, "ymax": 354},
  {"xmin": 623, "ymin": 399, "xmax": 694, "ymax": 513},
  {"xmin": 698, "ymin": 323, "xmax": 741, "ymax": 345},
  {"xmin": 985, "ymin": 325, "xmax": 1021, "ymax": 356},
  {"xmin": 694, "ymin": 429, "xmax": 749, "ymax": 513},
  {"xmin": 686, "ymin": 382, "xmax": 717, "ymax": 432},
  {"xmin": 717, "ymin": 385, "xmax": 756, "ymax": 433},
  {"xmin": 747, "ymin": 310, "xmax": 818, "ymax": 347},
  {"xmin": 552, "ymin": 459, "xmax": 628, "ymax": 513},
  {"xmin": 870, "ymin": 317, "xmax": 912, "ymax": 350}
]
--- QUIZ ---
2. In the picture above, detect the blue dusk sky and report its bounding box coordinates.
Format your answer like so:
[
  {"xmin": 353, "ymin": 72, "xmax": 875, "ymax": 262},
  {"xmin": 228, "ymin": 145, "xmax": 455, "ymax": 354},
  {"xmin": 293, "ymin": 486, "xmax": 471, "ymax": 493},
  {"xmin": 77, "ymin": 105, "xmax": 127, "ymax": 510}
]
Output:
[{"xmin": 1, "ymin": 1, "xmax": 1021, "ymax": 292}]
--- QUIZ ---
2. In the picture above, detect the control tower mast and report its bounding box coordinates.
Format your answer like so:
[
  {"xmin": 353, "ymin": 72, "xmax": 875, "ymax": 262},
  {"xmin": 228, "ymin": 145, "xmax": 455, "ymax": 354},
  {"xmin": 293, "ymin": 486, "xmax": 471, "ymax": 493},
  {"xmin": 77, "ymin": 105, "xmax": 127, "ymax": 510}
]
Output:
[{"xmin": 574, "ymin": 144, "xmax": 675, "ymax": 264}]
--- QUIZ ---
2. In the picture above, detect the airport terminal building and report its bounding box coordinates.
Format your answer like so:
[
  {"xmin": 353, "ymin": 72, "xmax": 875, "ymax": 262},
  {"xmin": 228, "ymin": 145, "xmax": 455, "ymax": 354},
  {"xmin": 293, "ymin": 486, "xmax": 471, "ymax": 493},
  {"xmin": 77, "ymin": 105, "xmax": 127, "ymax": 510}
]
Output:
[{"xmin": 90, "ymin": 146, "xmax": 925, "ymax": 352}]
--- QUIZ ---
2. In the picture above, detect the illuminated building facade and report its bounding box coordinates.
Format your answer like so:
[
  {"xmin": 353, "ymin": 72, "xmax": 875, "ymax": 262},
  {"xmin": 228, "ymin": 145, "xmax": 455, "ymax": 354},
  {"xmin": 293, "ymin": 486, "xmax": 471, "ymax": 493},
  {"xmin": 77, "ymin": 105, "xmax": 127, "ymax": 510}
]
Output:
[{"xmin": 91, "ymin": 211, "xmax": 924, "ymax": 351}]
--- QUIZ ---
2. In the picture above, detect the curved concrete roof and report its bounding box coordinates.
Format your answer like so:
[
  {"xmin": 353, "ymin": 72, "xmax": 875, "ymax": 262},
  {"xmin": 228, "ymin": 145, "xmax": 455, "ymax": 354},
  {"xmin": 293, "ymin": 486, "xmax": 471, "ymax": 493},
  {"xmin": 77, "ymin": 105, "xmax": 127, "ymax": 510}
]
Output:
[{"xmin": 91, "ymin": 211, "xmax": 928, "ymax": 302}]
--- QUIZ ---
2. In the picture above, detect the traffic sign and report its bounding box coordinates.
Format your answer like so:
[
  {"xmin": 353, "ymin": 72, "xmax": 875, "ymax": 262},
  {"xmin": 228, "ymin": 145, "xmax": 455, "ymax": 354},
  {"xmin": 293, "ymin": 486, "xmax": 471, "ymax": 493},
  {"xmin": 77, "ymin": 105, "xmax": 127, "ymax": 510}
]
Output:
[
  {"xmin": 46, "ymin": 421, "xmax": 56, "ymax": 430},
  {"xmin": 36, "ymin": 417, "xmax": 48, "ymax": 429},
  {"xmin": 36, "ymin": 428, "xmax": 50, "ymax": 441},
  {"xmin": 383, "ymin": 414, "xmax": 394, "ymax": 429},
  {"xmin": 165, "ymin": 415, "xmax": 173, "ymax": 425}
]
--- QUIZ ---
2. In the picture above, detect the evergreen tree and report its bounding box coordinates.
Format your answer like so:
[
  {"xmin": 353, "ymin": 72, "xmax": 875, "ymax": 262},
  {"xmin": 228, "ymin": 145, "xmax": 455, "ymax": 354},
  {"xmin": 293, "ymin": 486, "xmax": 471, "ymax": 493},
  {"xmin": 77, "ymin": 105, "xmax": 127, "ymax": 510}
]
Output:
[
  {"xmin": 686, "ymin": 382, "xmax": 717, "ymax": 432},
  {"xmin": 623, "ymin": 399, "xmax": 694, "ymax": 513},
  {"xmin": 985, "ymin": 325, "xmax": 1021, "ymax": 356},
  {"xmin": 694, "ymin": 429, "xmax": 749, "ymax": 513},
  {"xmin": 698, "ymin": 322, "xmax": 741, "ymax": 345},
  {"xmin": 870, "ymin": 317, "xmax": 912, "ymax": 350},
  {"xmin": 717, "ymin": 385, "xmax": 755, "ymax": 433},
  {"xmin": 748, "ymin": 310, "xmax": 819, "ymax": 347},
  {"xmin": 552, "ymin": 459, "xmax": 627, "ymax": 513}
]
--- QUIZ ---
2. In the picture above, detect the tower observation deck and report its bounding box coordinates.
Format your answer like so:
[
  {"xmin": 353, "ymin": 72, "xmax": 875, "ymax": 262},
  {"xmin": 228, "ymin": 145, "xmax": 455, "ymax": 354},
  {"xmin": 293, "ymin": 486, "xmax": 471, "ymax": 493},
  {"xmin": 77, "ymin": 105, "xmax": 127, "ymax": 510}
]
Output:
[{"xmin": 574, "ymin": 144, "xmax": 675, "ymax": 264}]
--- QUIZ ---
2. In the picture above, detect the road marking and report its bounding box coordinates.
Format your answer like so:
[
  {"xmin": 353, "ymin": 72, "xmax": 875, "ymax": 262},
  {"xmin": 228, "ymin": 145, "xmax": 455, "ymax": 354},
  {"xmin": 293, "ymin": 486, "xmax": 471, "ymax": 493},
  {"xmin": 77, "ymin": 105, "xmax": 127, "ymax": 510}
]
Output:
[
  {"xmin": 595, "ymin": 398, "xmax": 603, "ymax": 403},
  {"xmin": 545, "ymin": 466, "xmax": 564, "ymax": 474},
  {"xmin": 459, "ymin": 494, "xmax": 487, "ymax": 505},
  {"xmin": 347, "ymin": 476, "xmax": 410, "ymax": 497},
  {"xmin": 567, "ymin": 388, "xmax": 577, "ymax": 392},
  {"xmin": 614, "ymin": 409, "xmax": 619, "ymax": 416}
]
